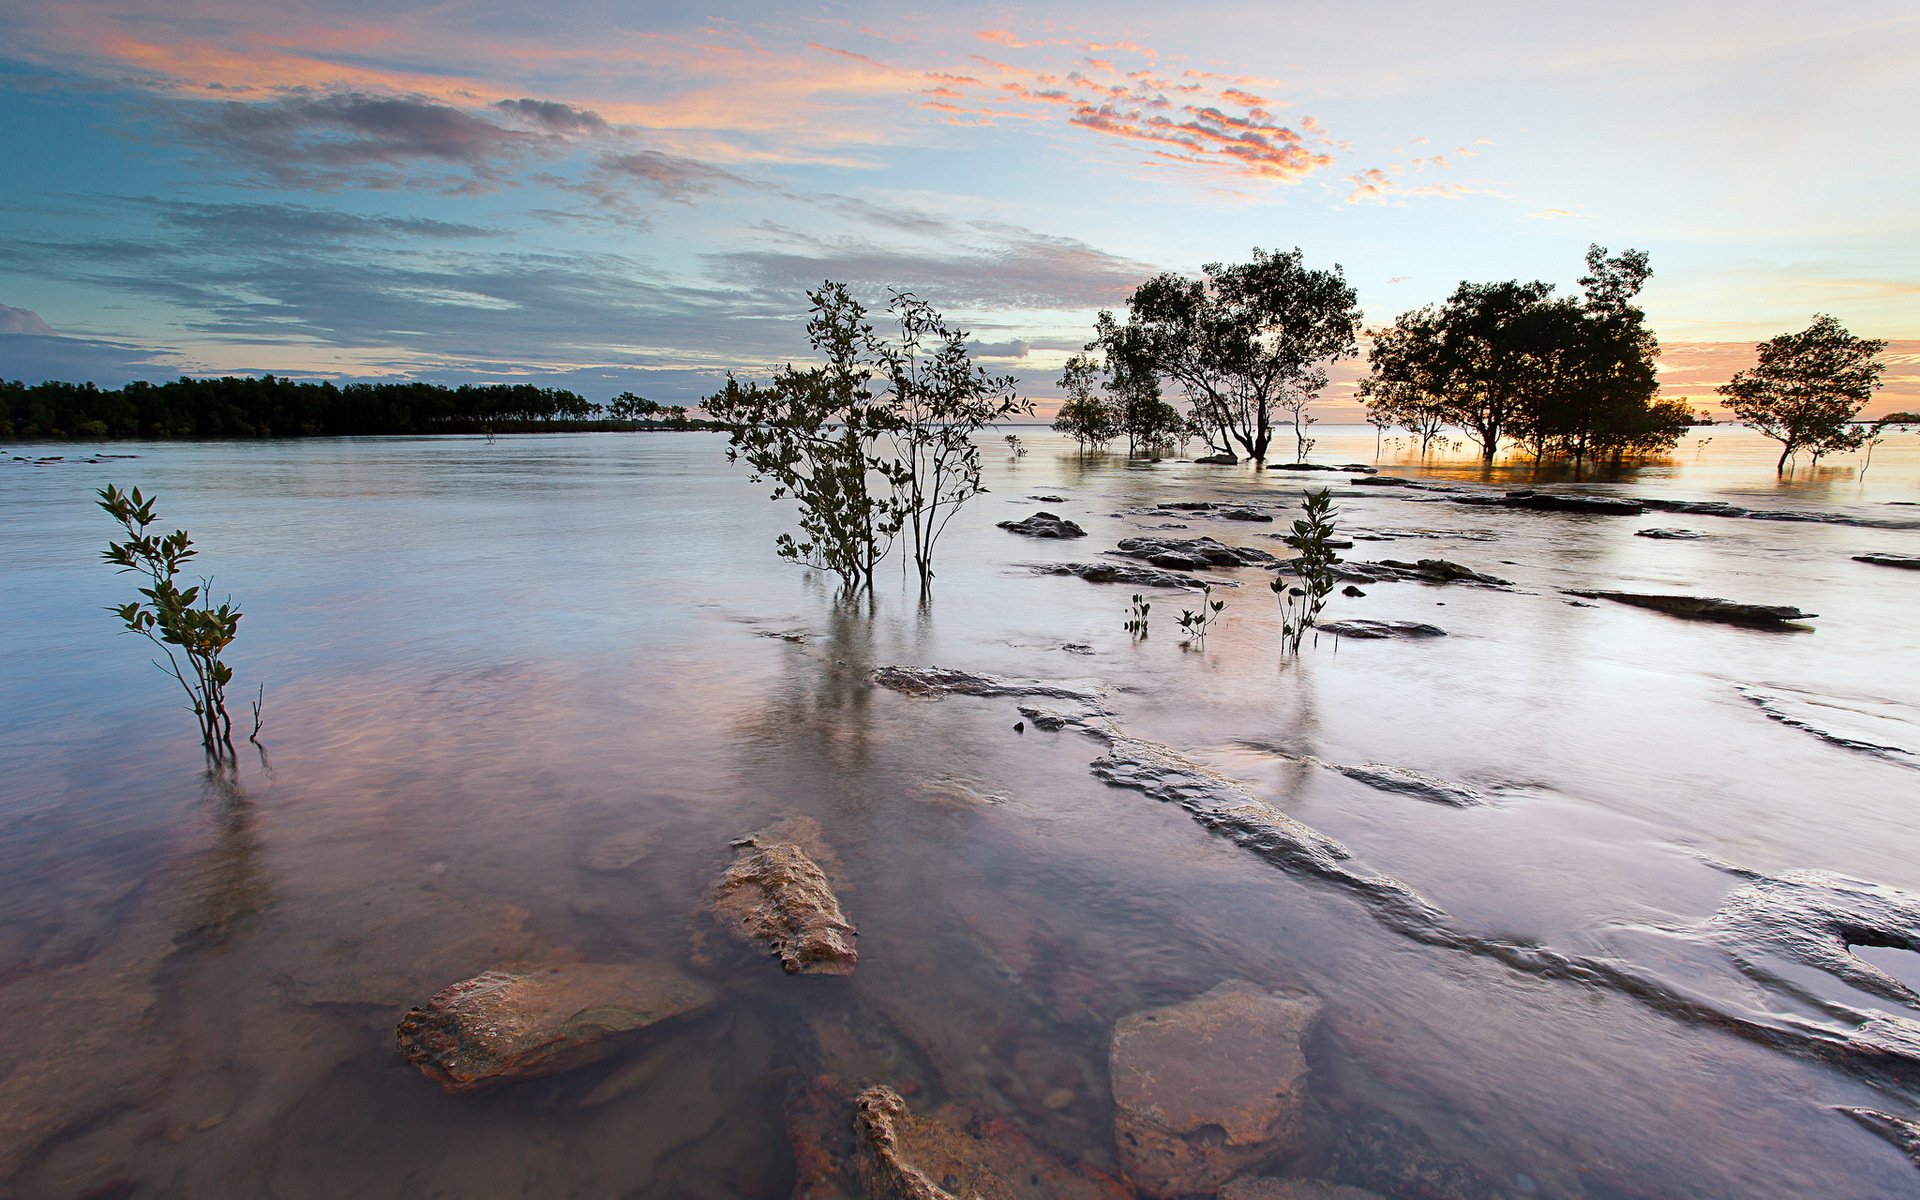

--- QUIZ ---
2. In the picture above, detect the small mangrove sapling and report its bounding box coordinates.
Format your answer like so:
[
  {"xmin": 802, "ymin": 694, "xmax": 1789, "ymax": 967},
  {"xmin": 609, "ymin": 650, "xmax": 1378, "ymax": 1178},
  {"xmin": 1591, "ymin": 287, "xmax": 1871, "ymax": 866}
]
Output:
[
  {"xmin": 98, "ymin": 484, "xmax": 250, "ymax": 764},
  {"xmin": 1272, "ymin": 488, "xmax": 1341, "ymax": 655},
  {"xmin": 1124, "ymin": 593, "xmax": 1150, "ymax": 640},
  {"xmin": 1176, "ymin": 584, "xmax": 1225, "ymax": 647}
]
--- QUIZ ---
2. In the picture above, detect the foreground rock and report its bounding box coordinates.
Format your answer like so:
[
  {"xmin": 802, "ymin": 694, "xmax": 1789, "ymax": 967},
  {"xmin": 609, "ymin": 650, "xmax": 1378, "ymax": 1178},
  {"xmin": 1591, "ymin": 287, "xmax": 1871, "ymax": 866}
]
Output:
[
  {"xmin": 789, "ymin": 1078, "xmax": 1131, "ymax": 1200},
  {"xmin": 1112, "ymin": 535, "xmax": 1281, "ymax": 570},
  {"xmin": 1317, "ymin": 620, "xmax": 1447, "ymax": 640},
  {"xmin": 1856, "ymin": 553, "xmax": 1920, "ymax": 570},
  {"xmin": 1567, "ymin": 590, "xmax": 1816, "ymax": 627},
  {"xmin": 395, "ymin": 962, "xmax": 716, "ymax": 1092},
  {"xmin": 998, "ymin": 511, "xmax": 1086, "ymax": 538},
  {"xmin": 1032, "ymin": 561, "xmax": 1224, "ymax": 589},
  {"xmin": 710, "ymin": 817, "xmax": 858, "ymax": 975},
  {"xmin": 1110, "ymin": 981, "xmax": 1323, "ymax": 1196}
]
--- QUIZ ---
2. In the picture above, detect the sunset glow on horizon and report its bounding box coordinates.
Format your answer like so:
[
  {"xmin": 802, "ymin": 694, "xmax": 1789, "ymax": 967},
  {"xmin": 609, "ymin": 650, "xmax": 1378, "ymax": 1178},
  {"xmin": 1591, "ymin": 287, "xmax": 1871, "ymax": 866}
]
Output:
[{"xmin": 3, "ymin": 0, "xmax": 1916, "ymax": 416}]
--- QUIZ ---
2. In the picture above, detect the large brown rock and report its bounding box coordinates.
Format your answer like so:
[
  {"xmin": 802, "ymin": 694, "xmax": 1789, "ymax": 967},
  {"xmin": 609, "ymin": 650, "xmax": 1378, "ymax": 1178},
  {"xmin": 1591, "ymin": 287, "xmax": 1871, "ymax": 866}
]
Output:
[
  {"xmin": 787, "ymin": 1080, "xmax": 1130, "ymax": 1200},
  {"xmin": 395, "ymin": 961, "xmax": 716, "ymax": 1092},
  {"xmin": 1110, "ymin": 980, "xmax": 1322, "ymax": 1197},
  {"xmin": 711, "ymin": 817, "xmax": 858, "ymax": 975}
]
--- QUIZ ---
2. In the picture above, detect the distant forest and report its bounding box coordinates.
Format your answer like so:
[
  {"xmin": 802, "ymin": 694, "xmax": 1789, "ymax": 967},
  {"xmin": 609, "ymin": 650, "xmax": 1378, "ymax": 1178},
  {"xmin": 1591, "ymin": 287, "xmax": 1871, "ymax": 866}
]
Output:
[{"xmin": 0, "ymin": 376, "xmax": 714, "ymax": 440}]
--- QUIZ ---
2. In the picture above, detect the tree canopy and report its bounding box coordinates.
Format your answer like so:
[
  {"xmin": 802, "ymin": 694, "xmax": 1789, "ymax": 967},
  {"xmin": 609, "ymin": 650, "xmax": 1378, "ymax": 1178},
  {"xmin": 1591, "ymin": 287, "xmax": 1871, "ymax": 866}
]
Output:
[
  {"xmin": 1361, "ymin": 246, "xmax": 1688, "ymax": 464},
  {"xmin": 1100, "ymin": 247, "xmax": 1361, "ymax": 466},
  {"xmin": 1718, "ymin": 314, "xmax": 1887, "ymax": 471}
]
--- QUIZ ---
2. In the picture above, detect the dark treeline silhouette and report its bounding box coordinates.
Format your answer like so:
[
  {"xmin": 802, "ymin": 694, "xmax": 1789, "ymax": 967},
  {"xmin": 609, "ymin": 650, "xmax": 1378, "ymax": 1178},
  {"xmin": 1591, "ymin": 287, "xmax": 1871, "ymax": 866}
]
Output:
[{"xmin": 0, "ymin": 376, "xmax": 708, "ymax": 440}]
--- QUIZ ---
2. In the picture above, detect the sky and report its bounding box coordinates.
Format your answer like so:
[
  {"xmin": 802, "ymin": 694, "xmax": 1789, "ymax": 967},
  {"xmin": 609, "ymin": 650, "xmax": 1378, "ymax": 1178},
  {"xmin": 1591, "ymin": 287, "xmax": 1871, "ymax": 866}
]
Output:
[{"xmin": 2, "ymin": 0, "xmax": 1917, "ymax": 418}]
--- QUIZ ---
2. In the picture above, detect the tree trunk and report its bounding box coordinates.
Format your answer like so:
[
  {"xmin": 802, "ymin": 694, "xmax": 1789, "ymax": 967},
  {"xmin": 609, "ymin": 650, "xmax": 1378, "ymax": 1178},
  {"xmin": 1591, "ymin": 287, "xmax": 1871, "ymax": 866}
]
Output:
[{"xmin": 1776, "ymin": 443, "xmax": 1791, "ymax": 473}]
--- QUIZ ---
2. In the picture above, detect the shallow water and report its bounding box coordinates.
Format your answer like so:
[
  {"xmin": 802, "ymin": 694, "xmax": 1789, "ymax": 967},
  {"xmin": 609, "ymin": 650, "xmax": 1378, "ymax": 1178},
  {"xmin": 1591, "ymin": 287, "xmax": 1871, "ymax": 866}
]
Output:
[{"xmin": 1, "ymin": 426, "xmax": 1918, "ymax": 1198}]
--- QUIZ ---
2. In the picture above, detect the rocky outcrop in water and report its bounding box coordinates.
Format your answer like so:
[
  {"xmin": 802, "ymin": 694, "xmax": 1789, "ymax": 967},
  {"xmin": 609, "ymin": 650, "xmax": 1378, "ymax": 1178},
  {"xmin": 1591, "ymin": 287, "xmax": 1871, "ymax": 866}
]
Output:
[
  {"xmin": 1112, "ymin": 536, "xmax": 1281, "ymax": 570},
  {"xmin": 1737, "ymin": 686, "xmax": 1919, "ymax": 768},
  {"xmin": 1194, "ymin": 453, "xmax": 1239, "ymax": 465},
  {"xmin": 1635, "ymin": 527, "xmax": 1706, "ymax": 539},
  {"xmin": 869, "ymin": 665, "xmax": 1098, "ymax": 702},
  {"xmin": 998, "ymin": 512, "xmax": 1086, "ymax": 538},
  {"xmin": 1836, "ymin": 1107, "xmax": 1920, "ymax": 1169},
  {"xmin": 1031, "ymin": 562, "xmax": 1225, "ymax": 589},
  {"xmin": 1495, "ymin": 490, "xmax": 1644, "ymax": 515},
  {"xmin": 1329, "ymin": 1114, "xmax": 1506, "ymax": 1200},
  {"xmin": 789, "ymin": 1077, "xmax": 1131, "ymax": 1200},
  {"xmin": 1638, "ymin": 497, "xmax": 1920, "ymax": 531},
  {"xmin": 1318, "ymin": 761, "xmax": 1486, "ymax": 807},
  {"xmin": 1568, "ymin": 591, "xmax": 1816, "ymax": 627},
  {"xmin": 1273, "ymin": 558, "xmax": 1508, "ymax": 587},
  {"xmin": 1218, "ymin": 507, "xmax": 1274, "ymax": 522},
  {"xmin": 710, "ymin": 817, "xmax": 858, "ymax": 975},
  {"xmin": 1856, "ymin": 553, "xmax": 1920, "ymax": 570},
  {"xmin": 1703, "ymin": 867, "xmax": 1920, "ymax": 1009},
  {"xmin": 1110, "ymin": 981, "xmax": 1322, "ymax": 1197},
  {"xmin": 395, "ymin": 962, "xmax": 716, "ymax": 1092},
  {"xmin": 1316, "ymin": 620, "xmax": 1447, "ymax": 639}
]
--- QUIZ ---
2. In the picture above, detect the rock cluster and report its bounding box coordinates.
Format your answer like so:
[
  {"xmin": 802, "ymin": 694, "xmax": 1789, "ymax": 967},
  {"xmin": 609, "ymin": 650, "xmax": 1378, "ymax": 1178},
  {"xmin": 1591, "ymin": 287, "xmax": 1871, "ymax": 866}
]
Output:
[{"xmin": 1032, "ymin": 562, "xmax": 1221, "ymax": 589}]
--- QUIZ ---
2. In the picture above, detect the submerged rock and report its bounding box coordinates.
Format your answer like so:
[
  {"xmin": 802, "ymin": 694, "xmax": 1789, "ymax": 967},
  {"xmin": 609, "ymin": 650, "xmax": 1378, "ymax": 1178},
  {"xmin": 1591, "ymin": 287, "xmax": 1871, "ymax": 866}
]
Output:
[
  {"xmin": 998, "ymin": 511, "xmax": 1087, "ymax": 538},
  {"xmin": 1635, "ymin": 527, "xmax": 1706, "ymax": 540},
  {"xmin": 1110, "ymin": 981, "xmax": 1322, "ymax": 1196},
  {"xmin": 582, "ymin": 827, "xmax": 653, "ymax": 871},
  {"xmin": 1032, "ymin": 561, "xmax": 1224, "ymax": 590},
  {"xmin": 710, "ymin": 818, "xmax": 858, "ymax": 975},
  {"xmin": 1856, "ymin": 553, "xmax": 1920, "ymax": 570},
  {"xmin": 1329, "ymin": 1114, "xmax": 1505, "ymax": 1200},
  {"xmin": 395, "ymin": 962, "xmax": 716, "ymax": 1092},
  {"xmin": 1568, "ymin": 590, "xmax": 1815, "ymax": 627},
  {"xmin": 789, "ymin": 1077, "xmax": 1130, "ymax": 1200},
  {"xmin": 1836, "ymin": 1107, "xmax": 1920, "ymax": 1169},
  {"xmin": 1319, "ymin": 761, "xmax": 1486, "ymax": 807},
  {"xmin": 1317, "ymin": 620, "xmax": 1447, "ymax": 640},
  {"xmin": 1737, "ymin": 685, "xmax": 1919, "ymax": 768},
  {"xmin": 1112, "ymin": 535, "xmax": 1281, "ymax": 570},
  {"xmin": 870, "ymin": 665, "xmax": 1098, "ymax": 702}
]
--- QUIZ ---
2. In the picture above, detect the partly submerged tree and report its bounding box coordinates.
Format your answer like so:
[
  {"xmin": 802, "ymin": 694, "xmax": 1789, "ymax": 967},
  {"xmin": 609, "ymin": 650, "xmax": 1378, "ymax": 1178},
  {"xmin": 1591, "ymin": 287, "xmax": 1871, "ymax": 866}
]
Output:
[
  {"xmin": 99, "ymin": 485, "xmax": 249, "ymax": 765},
  {"xmin": 1105, "ymin": 248, "xmax": 1361, "ymax": 466},
  {"xmin": 709, "ymin": 282, "xmax": 1026, "ymax": 600},
  {"xmin": 873, "ymin": 291, "xmax": 1030, "ymax": 597},
  {"xmin": 1719, "ymin": 314, "xmax": 1887, "ymax": 472},
  {"xmin": 1052, "ymin": 353, "xmax": 1120, "ymax": 450},
  {"xmin": 706, "ymin": 283, "xmax": 902, "ymax": 597},
  {"xmin": 1363, "ymin": 246, "xmax": 1685, "ymax": 465}
]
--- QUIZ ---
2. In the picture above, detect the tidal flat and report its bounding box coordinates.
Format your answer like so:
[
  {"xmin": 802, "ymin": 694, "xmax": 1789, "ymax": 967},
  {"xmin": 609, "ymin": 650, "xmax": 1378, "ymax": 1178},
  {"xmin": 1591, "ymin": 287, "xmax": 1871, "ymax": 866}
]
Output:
[{"xmin": 1, "ymin": 426, "xmax": 1917, "ymax": 1198}]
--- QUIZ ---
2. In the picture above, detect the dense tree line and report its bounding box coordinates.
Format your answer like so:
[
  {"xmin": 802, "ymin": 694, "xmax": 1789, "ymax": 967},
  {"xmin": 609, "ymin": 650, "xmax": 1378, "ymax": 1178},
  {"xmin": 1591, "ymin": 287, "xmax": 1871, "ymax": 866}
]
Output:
[{"xmin": 0, "ymin": 376, "xmax": 700, "ymax": 440}]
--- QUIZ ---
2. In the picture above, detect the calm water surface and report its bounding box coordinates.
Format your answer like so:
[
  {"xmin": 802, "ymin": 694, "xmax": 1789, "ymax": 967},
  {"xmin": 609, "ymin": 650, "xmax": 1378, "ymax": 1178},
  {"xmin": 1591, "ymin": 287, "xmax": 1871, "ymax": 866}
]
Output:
[{"xmin": 1, "ymin": 427, "xmax": 1917, "ymax": 1197}]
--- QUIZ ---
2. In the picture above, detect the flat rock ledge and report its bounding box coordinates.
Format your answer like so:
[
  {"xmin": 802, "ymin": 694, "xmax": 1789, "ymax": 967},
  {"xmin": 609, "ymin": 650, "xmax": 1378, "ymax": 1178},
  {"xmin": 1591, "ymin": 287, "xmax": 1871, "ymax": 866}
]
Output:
[
  {"xmin": 1836, "ymin": 1107, "xmax": 1920, "ymax": 1169},
  {"xmin": 1856, "ymin": 553, "xmax": 1920, "ymax": 570},
  {"xmin": 711, "ymin": 817, "xmax": 858, "ymax": 975},
  {"xmin": 1319, "ymin": 760, "xmax": 1485, "ymax": 807},
  {"xmin": 1110, "ymin": 980, "xmax": 1323, "ymax": 1197},
  {"xmin": 395, "ymin": 962, "xmax": 716, "ymax": 1092},
  {"xmin": 998, "ymin": 511, "xmax": 1086, "ymax": 538},
  {"xmin": 1635, "ymin": 527, "xmax": 1706, "ymax": 540},
  {"xmin": 1276, "ymin": 558, "xmax": 1510, "ymax": 588},
  {"xmin": 1112, "ymin": 535, "xmax": 1281, "ymax": 570},
  {"xmin": 1453, "ymin": 489, "xmax": 1642, "ymax": 515},
  {"xmin": 1317, "ymin": 620, "xmax": 1447, "ymax": 640},
  {"xmin": 1031, "ymin": 562, "xmax": 1224, "ymax": 590},
  {"xmin": 1567, "ymin": 590, "xmax": 1815, "ymax": 628}
]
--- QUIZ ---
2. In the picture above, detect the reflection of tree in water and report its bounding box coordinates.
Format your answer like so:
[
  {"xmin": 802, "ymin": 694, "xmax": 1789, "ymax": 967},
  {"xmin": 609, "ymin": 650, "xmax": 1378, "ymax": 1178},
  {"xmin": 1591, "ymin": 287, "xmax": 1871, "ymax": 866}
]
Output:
[{"xmin": 170, "ymin": 769, "xmax": 273, "ymax": 952}]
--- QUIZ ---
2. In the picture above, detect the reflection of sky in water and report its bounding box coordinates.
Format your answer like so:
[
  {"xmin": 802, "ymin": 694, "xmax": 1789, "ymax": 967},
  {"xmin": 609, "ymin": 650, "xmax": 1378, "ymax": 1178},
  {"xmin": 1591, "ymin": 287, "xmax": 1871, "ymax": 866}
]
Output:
[{"xmin": 0, "ymin": 427, "xmax": 1916, "ymax": 1196}]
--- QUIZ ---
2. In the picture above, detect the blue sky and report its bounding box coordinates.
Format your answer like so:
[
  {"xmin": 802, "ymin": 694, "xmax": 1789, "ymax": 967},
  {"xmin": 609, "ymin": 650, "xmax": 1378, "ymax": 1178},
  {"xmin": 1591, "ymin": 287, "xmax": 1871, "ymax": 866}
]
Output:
[{"xmin": 2, "ymin": 1, "xmax": 1916, "ymax": 415}]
